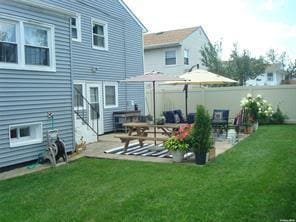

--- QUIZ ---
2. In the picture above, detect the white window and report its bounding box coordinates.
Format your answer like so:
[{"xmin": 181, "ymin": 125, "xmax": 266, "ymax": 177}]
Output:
[
  {"xmin": 165, "ymin": 50, "xmax": 176, "ymax": 65},
  {"xmin": 267, "ymin": 73, "xmax": 273, "ymax": 81},
  {"xmin": 71, "ymin": 15, "xmax": 81, "ymax": 42},
  {"xmin": 184, "ymin": 49, "xmax": 189, "ymax": 65},
  {"xmin": 0, "ymin": 20, "xmax": 18, "ymax": 63},
  {"xmin": 0, "ymin": 16, "xmax": 55, "ymax": 71},
  {"xmin": 9, "ymin": 122, "xmax": 43, "ymax": 148},
  {"xmin": 92, "ymin": 18, "xmax": 108, "ymax": 50},
  {"xmin": 74, "ymin": 82, "xmax": 86, "ymax": 109},
  {"xmin": 104, "ymin": 82, "xmax": 118, "ymax": 108}
]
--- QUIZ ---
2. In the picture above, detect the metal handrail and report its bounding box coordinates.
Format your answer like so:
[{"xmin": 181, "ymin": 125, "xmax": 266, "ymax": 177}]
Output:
[{"xmin": 74, "ymin": 87, "xmax": 100, "ymax": 141}]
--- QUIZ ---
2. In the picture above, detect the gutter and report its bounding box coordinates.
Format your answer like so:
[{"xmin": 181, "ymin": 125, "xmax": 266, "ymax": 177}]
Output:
[{"xmin": 144, "ymin": 42, "xmax": 181, "ymax": 50}]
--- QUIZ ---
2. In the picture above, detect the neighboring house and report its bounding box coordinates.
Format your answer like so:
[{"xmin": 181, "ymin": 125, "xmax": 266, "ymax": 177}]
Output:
[
  {"xmin": 144, "ymin": 26, "xmax": 211, "ymax": 75},
  {"xmin": 246, "ymin": 64, "xmax": 286, "ymax": 86},
  {"xmin": 0, "ymin": 0, "xmax": 146, "ymax": 168}
]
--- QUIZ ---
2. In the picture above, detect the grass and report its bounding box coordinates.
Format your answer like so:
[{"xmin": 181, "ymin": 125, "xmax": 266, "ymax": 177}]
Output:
[{"xmin": 0, "ymin": 125, "xmax": 296, "ymax": 222}]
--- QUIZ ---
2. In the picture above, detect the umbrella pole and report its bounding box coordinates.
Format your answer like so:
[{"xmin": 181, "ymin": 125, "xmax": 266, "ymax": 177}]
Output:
[
  {"xmin": 153, "ymin": 81, "xmax": 156, "ymax": 146},
  {"xmin": 185, "ymin": 84, "xmax": 188, "ymax": 119}
]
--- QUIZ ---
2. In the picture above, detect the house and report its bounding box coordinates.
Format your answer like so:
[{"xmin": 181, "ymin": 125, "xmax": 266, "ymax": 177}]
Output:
[
  {"xmin": 144, "ymin": 26, "xmax": 211, "ymax": 75},
  {"xmin": 246, "ymin": 64, "xmax": 286, "ymax": 86},
  {"xmin": 0, "ymin": 0, "xmax": 146, "ymax": 168}
]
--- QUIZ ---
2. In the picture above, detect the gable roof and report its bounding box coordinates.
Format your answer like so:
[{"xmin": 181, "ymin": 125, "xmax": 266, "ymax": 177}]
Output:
[
  {"xmin": 144, "ymin": 26, "xmax": 200, "ymax": 49},
  {"xmin": 118, "ymin": 0, "xmax": 148, "ymax": 33}
]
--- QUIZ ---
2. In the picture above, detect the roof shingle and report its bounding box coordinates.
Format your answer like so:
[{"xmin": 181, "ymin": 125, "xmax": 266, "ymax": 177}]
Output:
[{"xmin": 144, "ymin": 26, "xmax": 200, "ymax": 48}]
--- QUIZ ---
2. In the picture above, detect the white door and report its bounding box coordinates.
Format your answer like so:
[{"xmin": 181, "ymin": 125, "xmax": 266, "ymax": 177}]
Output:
[{"xmin": 87, "ymin": 83, "xmax": 104, "ymax": 135}]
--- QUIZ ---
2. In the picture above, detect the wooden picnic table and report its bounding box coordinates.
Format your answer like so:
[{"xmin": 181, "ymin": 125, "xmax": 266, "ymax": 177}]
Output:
[{"xmin": 115, "ymin": 122, "xmax": 185, "ymax": 151}]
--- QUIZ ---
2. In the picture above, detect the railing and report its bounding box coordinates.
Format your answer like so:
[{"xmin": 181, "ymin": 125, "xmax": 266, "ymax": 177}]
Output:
[{"xmin": 74, "ymin": 87, "xmax": 100, "ymax": 141}]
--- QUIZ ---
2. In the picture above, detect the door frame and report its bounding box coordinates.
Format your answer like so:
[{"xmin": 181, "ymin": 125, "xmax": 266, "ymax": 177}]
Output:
[{"xmin": 86, "ymin": 82, "xmax": 104, "ymax": 135}]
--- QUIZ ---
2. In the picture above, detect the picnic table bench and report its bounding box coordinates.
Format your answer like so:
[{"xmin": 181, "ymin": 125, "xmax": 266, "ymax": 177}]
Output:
[{"xmin": 115, "ymin": 122, "xmax": 185, "ymax": 151}]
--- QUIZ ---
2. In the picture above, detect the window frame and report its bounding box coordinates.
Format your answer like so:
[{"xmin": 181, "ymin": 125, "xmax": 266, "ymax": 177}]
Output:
[
  {"xmin": 74, "ymin": 81, "xmax": 86, "ymax": 110},
  {"xmin": 267, "ymin": 72, "xmax": 274, "ymax": 81},
  {"xmin": 0, "ymin": 15, "xmax": 56, "ymax": 72},
  {"xmin": 103, "ymin": 82, "xmax": 118, "ymax": 109},
  {"xmin": 9, "ymin": 122, "xmax": 43, "ymax": 148},
  {"xmin": 165, "ymin": 50, "xmax": 176, "ymax": 66},
  {"xmin": 184, "ymin": 49, "xmax": 189, "ymax": 65},
  {"xmin": 91, "ymin": 18, "xmax": 108, "ymax": 51},
  {"xmin": 71, "ymin": 14, "xmax": 81, "ymax": 42}
]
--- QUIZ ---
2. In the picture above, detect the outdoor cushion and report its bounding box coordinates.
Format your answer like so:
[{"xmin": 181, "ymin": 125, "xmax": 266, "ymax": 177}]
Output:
[
  {"xmin": 163, "ymin": 111, "xmax": 176, "ymax": 123},
  {"xmin": 173, "ymin": 110, "xmax": 186, "ymax": 123},
  {"xmin": 174, "ymin": 114, "xmax": 180, "ymax": 123}
]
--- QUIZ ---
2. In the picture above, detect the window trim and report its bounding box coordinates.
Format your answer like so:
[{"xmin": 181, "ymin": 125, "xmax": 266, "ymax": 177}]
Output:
[
  {"xmin": 184, "ymin": 49, "xmax": 189, "ymax": 65},
  {"xmin": 267, "ymin": 72, "xmax": 274, "ymax": 81},
  {"xmin": 103, "ymin": 82, "xmax": 118, "ymax": 109},
  {"xmin": 165, "ymin": 50, "xmax": 177, "ymax": 66},
  {"xmin": 91, "ymin": 18, "xmax": 108, "ymax": 51},
  {"xmin": 9, "ymin": 122, "xmax": 43, "ymax": 148},
  {"xmin": 0, "ymin": 15, "xmax": 56, "ymax": 72},
  {"xmin": 74, "ymin": 81, "xmax": 86, "ymax": 110},
  {"xmin": 71, "ymin": 14, "xmax": 81, "ymax": 42}
]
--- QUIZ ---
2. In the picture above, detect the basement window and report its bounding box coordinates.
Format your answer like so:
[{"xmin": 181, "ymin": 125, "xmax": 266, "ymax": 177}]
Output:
[{"xmin": 9, "ymin": 122, "xmax": 43, "ymax": 148}]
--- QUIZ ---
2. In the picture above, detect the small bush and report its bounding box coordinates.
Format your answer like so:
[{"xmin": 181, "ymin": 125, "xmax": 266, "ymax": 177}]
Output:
[{"xmin": 270, "ymin": 106, "xmax": 288, "ymax": 124}]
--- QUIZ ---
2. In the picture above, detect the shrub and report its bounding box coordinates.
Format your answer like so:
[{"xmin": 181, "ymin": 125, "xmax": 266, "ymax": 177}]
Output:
[
  {"xmin": 190, "ymin": 105, "xmax": 211, "ymax": 153},
  {"xmin": 270, "ymin": 106, "xmax": 288, "ymax": 124}
]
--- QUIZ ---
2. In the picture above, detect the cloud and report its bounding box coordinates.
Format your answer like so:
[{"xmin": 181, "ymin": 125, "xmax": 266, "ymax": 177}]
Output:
[
  {"xmin": 124, "ymin": 0, "xmax": 296, "ymax": 59},
  {"xmin": 259, "ymin": 0, "xmax": 287, "ymax": 12}
]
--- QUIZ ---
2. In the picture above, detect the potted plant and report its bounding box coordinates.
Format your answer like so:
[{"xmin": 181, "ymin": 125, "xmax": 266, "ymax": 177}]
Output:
[
  {"xmin": 240, "ymin": 94, "xmax": 273, "ymax": 131},
  {"xmin": 190, "ymin": 105, "xmax": 211, "ymax": 165},
  {"xmin": 164, "ymin": 124, "xmax": 191, "ymax": 162}
]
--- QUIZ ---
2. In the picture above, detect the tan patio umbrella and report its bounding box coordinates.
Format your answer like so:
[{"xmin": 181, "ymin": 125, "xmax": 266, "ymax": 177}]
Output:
[
  {"xmin": 165, "ymin": 69, "xmax": 238, "ymax": 117},
  {"xmin": 121, "ymin": 71, "xmax": 185, "ymax": 146}
]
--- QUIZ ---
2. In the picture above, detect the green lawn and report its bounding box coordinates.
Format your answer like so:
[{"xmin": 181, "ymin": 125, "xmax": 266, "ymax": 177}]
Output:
[{"xmin": 1, "ymin": 125, "xmax": 296, "ymax": 222}]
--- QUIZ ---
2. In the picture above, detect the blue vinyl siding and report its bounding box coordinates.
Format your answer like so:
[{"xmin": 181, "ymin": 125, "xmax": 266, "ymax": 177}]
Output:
[
  {"xmin": 0, "ymin": 0, "xmax": 145, "ymax": 167},
  {"xmin": 43, "ymin": 0, "xmax": 145, "ymax": 133},
  {"xmin": 0, "ymin": 3, "xmax": 74, "ymax": 167}
]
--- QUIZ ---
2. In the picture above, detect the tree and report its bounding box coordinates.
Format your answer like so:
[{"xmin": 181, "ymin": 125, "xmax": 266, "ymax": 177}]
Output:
[
  {"xmin": 287, "ymin": 59, "xmax": 296, "ymax": 80},
  {"xmin": 227, "ymin": 44, "xmax": 266, "ymax": 85},
  {"xmin": 200, "ymin": 41, "xmax": 224, "ymax": 74}
]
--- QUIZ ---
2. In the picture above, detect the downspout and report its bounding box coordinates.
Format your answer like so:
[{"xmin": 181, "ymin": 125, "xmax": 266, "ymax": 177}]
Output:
[
  {"xmin": 123, "ymin": 22, "xmax": 128, "ymax": 112},
  {"xmin": 69, "ymin": 17, "xmax": 76, "ymax": 152}
]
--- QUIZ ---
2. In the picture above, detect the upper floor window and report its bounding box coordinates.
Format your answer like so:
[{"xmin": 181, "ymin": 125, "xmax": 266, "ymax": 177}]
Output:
[
  {"xmin": 0, "ymin": 17, "xmax": 55, "ymax": 71},
  {"xmin": 184, "ymin": 49, "xmax": 189, "ymax": 65},
  {"xmin": 24, "ymin": 25, "xmax": 49, "ymax": 66},
  {"xmin": 92, "ymin": 19, "xmax": 108, "ymax": 50},
  {"xmin": 267, "ymin": 73, "xmax": 273, "ymax": 81},
  {"xmin": 165, "ymin": 50, "xmax": 176, "ymax": 65},
  {"xmin": 0, "ymin": 20, "xmax": 17, "ymax": 63},
  {"xmin": 71, "ymin": 15, "xmax": 81, "ymax": 42}
]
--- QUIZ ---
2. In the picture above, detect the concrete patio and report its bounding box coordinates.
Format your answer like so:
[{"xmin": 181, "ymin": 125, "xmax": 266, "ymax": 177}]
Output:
[{"xmin": 0, "ymin": 132, "xmax": 248, "ymax": 181}]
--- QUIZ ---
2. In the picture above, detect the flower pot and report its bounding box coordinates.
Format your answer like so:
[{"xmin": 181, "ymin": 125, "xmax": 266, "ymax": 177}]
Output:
[
  {"xmin": 253, "ymin": 122, "xmax": 259, "ymax": 131},
  {"xmin": 208, "ymin": 147, "xmax": 216, "ymax": 161},
  {"xmin": 244, "ymin": 126, "xmax": 253, "ymax": 134},
  {"xmin": 171, "ymin": 150, "xmax": 184, "ymax": 163},
  {"xmin": 194, "ymin": 150, "xmax": 207, "ymax": 165}
]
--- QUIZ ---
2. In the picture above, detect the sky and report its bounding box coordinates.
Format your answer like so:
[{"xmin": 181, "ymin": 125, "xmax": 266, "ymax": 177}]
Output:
[{"xmin": 124, "ymin": 0, "xmax": 296, "ymax": 61}]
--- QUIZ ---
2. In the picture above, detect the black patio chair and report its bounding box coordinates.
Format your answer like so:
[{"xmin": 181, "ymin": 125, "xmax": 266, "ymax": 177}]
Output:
[
  {"xmin": 211, "ymin": 109, "xmax": 229, "ymax": 137},
  {"xmin": 163, "ymin": 111, "xmax": 176, "ymax": 123},
  {"xmin": 163, "ymin": 110, "xmax": 188, "ymax": 124}
]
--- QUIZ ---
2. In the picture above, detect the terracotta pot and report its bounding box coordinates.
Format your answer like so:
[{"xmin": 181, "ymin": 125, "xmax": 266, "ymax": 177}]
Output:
[{"xmin": 244, "ymin": 126, "xmax": 253, "ymax": 134}]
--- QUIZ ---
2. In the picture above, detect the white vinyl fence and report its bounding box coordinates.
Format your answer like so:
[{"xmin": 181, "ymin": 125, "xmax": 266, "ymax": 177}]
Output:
[{"xmin": 145, "ymin": 84, "xmax": 296, "ymax": 123}]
